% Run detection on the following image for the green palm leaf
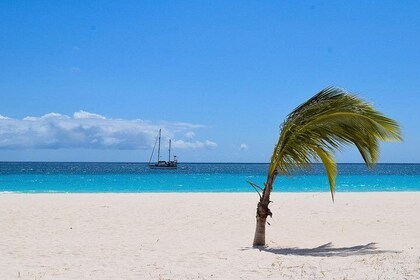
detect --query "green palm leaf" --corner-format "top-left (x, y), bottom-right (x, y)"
top-left (268, 86), bottom-right (402, 199)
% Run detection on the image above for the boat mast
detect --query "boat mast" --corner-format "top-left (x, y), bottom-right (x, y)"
top-left (157, 129), bottom-right (161, 162)
top-left (168, 139), bottom-right (171, 162)
top-left (148, 135), bottom-right (158, 165)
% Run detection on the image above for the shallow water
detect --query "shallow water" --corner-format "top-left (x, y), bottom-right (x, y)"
top-left (0, 162), bottom-right (419, 193)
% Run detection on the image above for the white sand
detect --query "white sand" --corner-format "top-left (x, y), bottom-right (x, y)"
top-left (0, 192), bottom-right (419, 279)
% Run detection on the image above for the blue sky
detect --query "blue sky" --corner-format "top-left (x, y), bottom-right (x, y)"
top-left (0, 1), bottom-right (419, 162)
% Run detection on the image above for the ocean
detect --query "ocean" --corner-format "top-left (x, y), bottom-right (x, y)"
top-left (0, 162), bottom-right (419, 193)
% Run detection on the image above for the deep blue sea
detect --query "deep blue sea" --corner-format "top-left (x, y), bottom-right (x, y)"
top-left (0, 162), bottom-right (419, 193)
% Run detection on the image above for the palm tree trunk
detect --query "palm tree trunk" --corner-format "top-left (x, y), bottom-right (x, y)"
top-left (252, 175), bottom-right (275, 247)
top-left (253, 211), bottom-right (267, 246)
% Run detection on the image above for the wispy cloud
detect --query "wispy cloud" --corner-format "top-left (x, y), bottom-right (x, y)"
top-left (74, 110), bottom-right (105, 119)
top-left (172, 139), bottom-right (217, 150)
top-left (185, 131), bottom-right (196, 139)
top-left (239, 143), bottom-right (249, 151)
top-left (0, 111), bottom-right (217, 150)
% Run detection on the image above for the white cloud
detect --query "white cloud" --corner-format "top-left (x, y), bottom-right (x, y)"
top-left (0, 111), bottom-right (217, 150)
top-left (205, 140), bottom-right (218, 150)
top-left (239, 143), bottom-right (249, 151)
top-left (172, 139), bottom-right (218, 150)
top-left (23, 113), bottom-right (72, 121)
top-left (74, 110), bottom-right (106, 119)
top-left (42, 113), bottom-right (71, 119)
top-left (185, 131), bottom-right (195, 139)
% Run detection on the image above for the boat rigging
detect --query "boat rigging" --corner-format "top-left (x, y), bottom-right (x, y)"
top-left (148, 129), bottom-right (177, 169)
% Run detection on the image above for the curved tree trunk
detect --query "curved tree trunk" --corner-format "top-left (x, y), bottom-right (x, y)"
top-left (252, 175), bottom-right (275, 247)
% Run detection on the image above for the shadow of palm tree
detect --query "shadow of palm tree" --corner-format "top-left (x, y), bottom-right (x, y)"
top-left (247, 242), bottom-right (400, 257)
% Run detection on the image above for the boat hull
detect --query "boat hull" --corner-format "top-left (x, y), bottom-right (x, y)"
top-left (148, 165), bottom-right (177, 169)
top-left (148, 161), bottom-right (178, 169)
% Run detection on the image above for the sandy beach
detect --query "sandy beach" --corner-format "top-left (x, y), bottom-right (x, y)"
top-left (1, 192), bottom-right (419, 279)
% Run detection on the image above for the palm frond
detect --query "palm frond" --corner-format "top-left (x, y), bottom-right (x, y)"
top-left (269, 86), bottom-right (402, 198)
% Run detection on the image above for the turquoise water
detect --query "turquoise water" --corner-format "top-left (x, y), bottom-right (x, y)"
top-left (0, 162), bottom-right (419, 193)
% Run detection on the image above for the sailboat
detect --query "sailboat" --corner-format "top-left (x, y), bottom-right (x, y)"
top-left (148, 129), bottom-right (178, 169)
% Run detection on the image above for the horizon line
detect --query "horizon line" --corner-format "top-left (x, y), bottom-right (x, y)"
top-left (0, 161), bottom-right (419, 164)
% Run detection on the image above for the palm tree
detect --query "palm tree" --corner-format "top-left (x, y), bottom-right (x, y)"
top-left (251, 86), bottom-right (402, 247)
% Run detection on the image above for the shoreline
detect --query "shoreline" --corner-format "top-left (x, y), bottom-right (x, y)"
top-left (2, 190), bottom-right (420, 194)
top-left (1, 192), bottom-right (419, 279)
